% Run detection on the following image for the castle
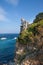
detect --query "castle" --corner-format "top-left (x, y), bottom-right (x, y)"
top-left (20, 18), bottom-right (29, 32)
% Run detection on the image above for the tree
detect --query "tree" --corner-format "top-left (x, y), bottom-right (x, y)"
top-left (33, 12), bottom-right (43, 23)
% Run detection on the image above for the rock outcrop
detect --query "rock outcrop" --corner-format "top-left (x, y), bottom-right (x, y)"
top-left (15, 13), bottom-right (43, 65)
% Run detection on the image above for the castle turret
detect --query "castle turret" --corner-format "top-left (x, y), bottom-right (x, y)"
top-left (20, 18), bottom-right (29, 32)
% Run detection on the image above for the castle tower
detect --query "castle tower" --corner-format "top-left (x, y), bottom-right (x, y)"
top-left (20, 18), bottom-right (29, 32)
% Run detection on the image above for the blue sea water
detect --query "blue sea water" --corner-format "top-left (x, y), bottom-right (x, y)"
top-left (0, 34), bottom-right (19, 63)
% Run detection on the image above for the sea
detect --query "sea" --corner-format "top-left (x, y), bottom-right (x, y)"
top-left (0, 34), bottom-right (19, 64)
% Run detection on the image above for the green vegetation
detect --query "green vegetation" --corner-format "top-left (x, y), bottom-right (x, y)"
top-left (18, 12), bottom-right (43, 45)
top-left (16, 12), bottom-right (43, 65)
top-left (33, 12), bottom-right (43, 23)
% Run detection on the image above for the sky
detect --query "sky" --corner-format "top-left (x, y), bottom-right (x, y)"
top-left (0, 0), bottom-right (43, 33)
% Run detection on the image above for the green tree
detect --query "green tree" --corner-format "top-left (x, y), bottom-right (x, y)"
top-left (33, 12), bottom-right (43, 23)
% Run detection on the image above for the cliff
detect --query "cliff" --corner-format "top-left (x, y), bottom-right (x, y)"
top-left (15, 13), bottom-right (43, 65)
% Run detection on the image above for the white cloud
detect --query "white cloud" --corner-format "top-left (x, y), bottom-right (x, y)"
top-left (5, 0), bottom-right (19, 5)
top-left (0, 7), bottom-right (7, 15)
top-left (0, 7), bottom-right (9, 22)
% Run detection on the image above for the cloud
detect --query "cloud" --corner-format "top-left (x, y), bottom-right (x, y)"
top-left (5, 0), bottom-right (20, 6)
top-left (0, 7), bottom-right (9, 22)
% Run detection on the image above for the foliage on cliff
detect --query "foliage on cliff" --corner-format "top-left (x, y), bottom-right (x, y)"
top-left (18, 13), bottom-right (43, 45)
top-left (16, 13), bottom-right (43, 65)
top-left (33, 12), bottom-right (43, 23)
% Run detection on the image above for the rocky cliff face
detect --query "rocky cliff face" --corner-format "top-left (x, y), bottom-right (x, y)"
top-left (15, 13), bottom-right (43, 65)
top-left (15, 36), bottom-right (43, 65)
